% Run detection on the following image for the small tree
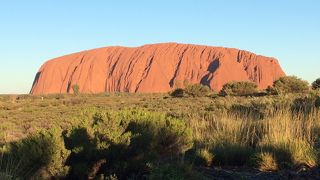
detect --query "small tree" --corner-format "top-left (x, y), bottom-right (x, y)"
top-left (170, 83), bottom-right (211, 97)
top-left (185, 84), bottom-right (211, 97)
top-left (170, 88), bottom-right (185, 98)
top-left (312, 78), bottom-right (320, 90)
top-left (72, 84), bottom-right (80, 95)
top-left (272, 76), bottom-right (309, 94)
top-left (220, 81), bottom-right (258, 96)
top-left (266, 86), bottom-right (279, 95)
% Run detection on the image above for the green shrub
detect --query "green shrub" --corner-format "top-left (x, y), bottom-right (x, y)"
top-left (64, 110), bottom-right (193, 179)
top-left (312, 78), bottom-right (320, 90)
top-left (171, 84), bottom-right (211, 97)
top-left (272, 76), bottom-right (309, 94)
top-left (220, 81), bottom-right (258, 96)
top-left (155, 119), bottom-right (193, 157)
top-left (121, 110), bottom-right (192, 177)
top-left (72, 84), bottom-right (80, 95)
top-left (9, 127), bottom-right (70, 178)
top-left (63, 127), bottom-right (96, 178)
top-left (185, 84), bottom-right (211, 97)
top-left (170, 88), bottom-right (186, 98)
top-left (266, 86), bottom-right (279, 95)
top-left (65, 113), bottom-right (132, 178)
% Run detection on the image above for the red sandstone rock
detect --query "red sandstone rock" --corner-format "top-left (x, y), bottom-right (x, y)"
top-left (30, 43), bottom-right (286, 94)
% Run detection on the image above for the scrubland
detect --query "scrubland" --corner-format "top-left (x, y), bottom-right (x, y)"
top-left (0, 89), bottom-right (320, 179)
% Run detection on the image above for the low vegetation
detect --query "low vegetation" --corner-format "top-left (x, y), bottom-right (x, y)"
top-left (272, 76), bottom-right (310, 94)
top-left (252, 152), bottom-right (278, 171)
top-left (171, 83), bottom-right (211, 97)
top-left (219, 81), bottom-right (258, 96)
top-left (1, 76), bottom-right (320, 179)
top-left (312, 78), bottom-right (320, 90)
top-left (72, 84), bottom-right (80, 95)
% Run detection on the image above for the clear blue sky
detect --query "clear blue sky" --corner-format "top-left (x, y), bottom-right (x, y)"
top-left (0, 1), bottom-right (319, 94)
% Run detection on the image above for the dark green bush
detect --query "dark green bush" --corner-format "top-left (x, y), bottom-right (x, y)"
top-left (9, 127), bottom-right (70, 179)
top-left (64, 127), bottom-right (97, 178)
top-left (170, 88), bottom-right (186, 98)
top-left (312, 78), bottom-right (320, 90)
top-left (220, 81), bottom-right (258, 96)
top-left (272, 76), bottom-right (309, 94)
top-left (64, 110), bottom-right (193, 179)
top-left (171, 84), bottom-right (211, 97)
top-left (266, 86), bottom-right (279, 95)
top-left (185, 84), bottom-right (211, 97)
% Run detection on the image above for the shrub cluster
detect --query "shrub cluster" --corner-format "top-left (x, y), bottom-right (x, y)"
top-left (219, 81), bottom-right (258, 96)
top-left (66, 110), bottom-right (193, 179)
top-left (1, 110), bottom-right (193, 179)
top-left (171, 75), bottom-right (315, 98)
top-left (171, 83), bottom-right (211, 97)
top-left (185, 84), bottom-right (211, 97)
top-left (218, 76), bottom-right (314, 97)
top-left (272, 76), bottom-right (309, 94)
top-left (170, 88), bottom-right (185, 98)
top-left (1, 127), bottom-right (70, 179)
top-left (312, 78), bottom-right (320, 90)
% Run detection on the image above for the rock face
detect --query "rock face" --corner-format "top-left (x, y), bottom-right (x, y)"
top-left (30, 43), bottom-right (285, 94)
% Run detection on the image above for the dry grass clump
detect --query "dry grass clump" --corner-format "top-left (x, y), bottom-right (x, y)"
top-left (194, 148), bottom-right (214, 167)
top-left (258, 110), bottom-right (319, 168)
top-left (252, 152), bottom-right (278, 171)
top-left (261, 140), bottom-right (317, 168)
top-left (188, 107), bottom-right (320, 170)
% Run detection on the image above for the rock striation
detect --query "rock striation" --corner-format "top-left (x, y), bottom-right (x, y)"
top-left (30, 43), bottom-right (285, 94)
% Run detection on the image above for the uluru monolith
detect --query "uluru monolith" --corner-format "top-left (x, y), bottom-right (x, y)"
top-left (30, 43), bottom-right (285, 94)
